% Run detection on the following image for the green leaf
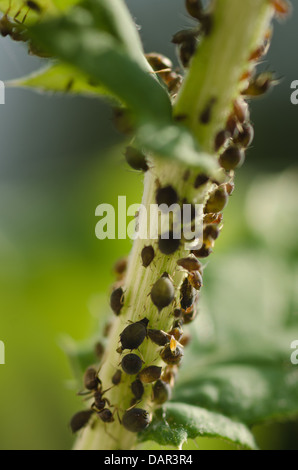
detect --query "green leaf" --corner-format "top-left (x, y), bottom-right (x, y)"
top-left (139, 403), bottom-right (258, 450)
top-left (137, 123), bottom-right (225, 176)
top-left (173, 364), bottom-right (298, 426)
top-left (7, 62), bottom-right (121, 100)
top-left (29, 5), bottom-right (172, 123)
top-left (0, 0), bottom-right (77, 25)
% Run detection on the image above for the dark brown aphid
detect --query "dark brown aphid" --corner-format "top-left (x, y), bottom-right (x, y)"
top-left (180, 277), bottom-right (195, 310)
top-left (204, 186), bottom-right (228, 214)
top-left (214, 130), bottom-right (231, 152)
top-left (94, 342), bottom-right (104, 361)
top-left (152, 379), bottom-right (172, 405)
top-left (183, 307), bottom-right (198, 324)
top-left (185, 0), bottom-right (204, 20)
top-left (122, 408), bottom-right (150, 433)
top-left (150, 276), bottom-right (175, 311)
top-left (203, 224), bottom-right (220, 244)
top-left (124, 146), bottom-right (148, 172)
top-left (145, 52), bottom-right (173, 72)
top-left (160, 343), bottom-right (184, 366)
top-left (192, 244), bottom-right (212, 258)
top-left (112, 369), bottom-right (122, 386)
top-left (158, 231), bottom-right (180, 255)
top-left (120, 318), bottom-right (149, 351)
top-left (148, 329), bottom-right (170, 347)
top-left (139, 365), bottom-right (162, 384)
top-left (156, 185), bottom-right (178, 208)
top-left (172, 30), bottom-right (198, 68)
top-left (226, 114), bottom-right (239, 138)
top-left (84, 367), bottom-right (100, 391)
top-left (188, 270), bottom-right (203, 290)
top-left (219, 146), bottom-right (245, 171)
top-left (177, 256), bottom-right (202, 273)
top-left (200, 97), bottom-right (217, 124)
top-left (113, 257), bottom-right (127, 280)
top-left (0, 13), bottom-right (13, 37)
top-left (97, 408), bottom-right (114, 423)
top-left (173, 308), bottom-right (183, 319)
top-left (180, 333), bottom-right (192, 347)
top-left (110, 287), bottom-right (124, 316)
top-left (194, 173), bottom-right (209, 189)
top-left (162, 365), bottom-right (178, 386)
top-left (131, 379), bottom-right (145, 400)
top-left (141, 245), bottom-right (155, 268)
top-left (121, 354), bottom-right (143, 375)
top-left (70, 409), bottom-right (94, 433)
top-left (26, 1), bottom-right (42, 13)
top-left (242, 72), bottom-right (276, 97)
top-left (234, 122), bottom-right (254, 148)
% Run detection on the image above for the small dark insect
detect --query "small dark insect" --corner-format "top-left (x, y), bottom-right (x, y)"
top-left (84, 367), bottom-right (100, 391)
top-left (97, 408), bottom-right (114, 423)
top-left (141, 245), bottom-right (155, 268)
top-left (145, 52), bottom-right (173, 72)
top-left (114, 257), bottom-right (127, 279)
top-left (194, 173), bottom-right (209, 189)
top-left (121, 353), bottom-right (143, 375)
top-left (162, 365), bottom-right (177, 386)
top-left (124, 146), bottom-right (148, 172)
top-left (214, 129), bottom-right (231, 152)
top-left (122, 408), bottom-right (150, 433)
top-left (150, 277), bottom-right (175, 311)
top-left (204, 186), bottom-right (229, 213)
top-left (120, 317), bottom-right (149, 351)
top-left (160, 344), bottom-right (184, 366)
top-left (148, 329), bottom-right (170, 347)
top-left (168, 326), bottom-right (183, 341)
top-left (192, 244), bottom-right (212, 258)
top-left (180, 277), bottom-right (195, 310)
top-left (234, 122), bottom-right (254, 148)
top-left (0, 13), bottom-right (13, 37)
top-left (94, 342), bottom-right (104, 361)
top-left (131, 379), bottom-right (145, 400)
top-left (242, 72), bottom-right (276, 98)
top-left (226, 114), bottom-right (239, 138)
top-left (110, 287), bottom-right (124, 316)
top-left (185, 0), bottom-right (204, 20)
top-left (112, 369), bottom-right (122, 386)
top-left (225, 181), bottom-right (235, 196)
top-left (204, 212), bottom-right (223, 225)
top-left (70, 409), bottom-right (94, 433)
top-left (233, 98), bottom-right (249, 123)
top-left (180, 333), bottom-right (192, 347)
top-left (199, 97), bottom-right (217, 124)
top-left (172, 30), bottom-right (198, 68)
top-left (139, 365), bottom-right (162, 384)
top-left (203, 224), bottom-right (220, 244)
top-left (93, 389), bottom-right (111, 411)
top-left (219, 146), bottom-right (245, 171)
top-left (152, 380), bottom-right (172, 405)
top-left (183, 307), bottom-right (198, 324)
top-left (173, 308), bottom-right (183, 319)
top-left (158, 231), bottom-right (181, 255)
top-left (156, 185), bottom-right (178, 208)
top-left (188, 270), bottom-right (203, 290)
top-left (177, 256), bottom-right (202, 273)
top-left (26, 0), bottom-right (42, 13)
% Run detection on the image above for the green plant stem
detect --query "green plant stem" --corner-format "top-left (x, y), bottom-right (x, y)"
top-left (74, 0), bottom-right (275, 451)
top-left (174, 0), bottom-right (275, 152)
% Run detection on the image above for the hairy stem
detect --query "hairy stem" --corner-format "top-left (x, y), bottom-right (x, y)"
top-left (74, 0), bottom-right (275, 451)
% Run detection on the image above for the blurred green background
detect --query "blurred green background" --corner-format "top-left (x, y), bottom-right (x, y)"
top-left (0, 0), bottom-right (297, 450)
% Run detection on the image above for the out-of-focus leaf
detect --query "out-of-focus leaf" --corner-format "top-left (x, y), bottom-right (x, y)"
top-left (29, 12), bottom-right (172, 123)
top-left (7, 63), bottom-right (121, 100)
top-left (139, 403), bottom-right (258, 450)
top-left (173, 364), bottom-right (298, 426)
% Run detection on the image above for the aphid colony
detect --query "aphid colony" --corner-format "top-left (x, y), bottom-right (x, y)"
top-left (69, 0), bottom-right (292, 440)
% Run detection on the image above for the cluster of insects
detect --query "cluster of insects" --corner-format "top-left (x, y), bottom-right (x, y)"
top-left (69, 0), bottom-right (292, 441)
